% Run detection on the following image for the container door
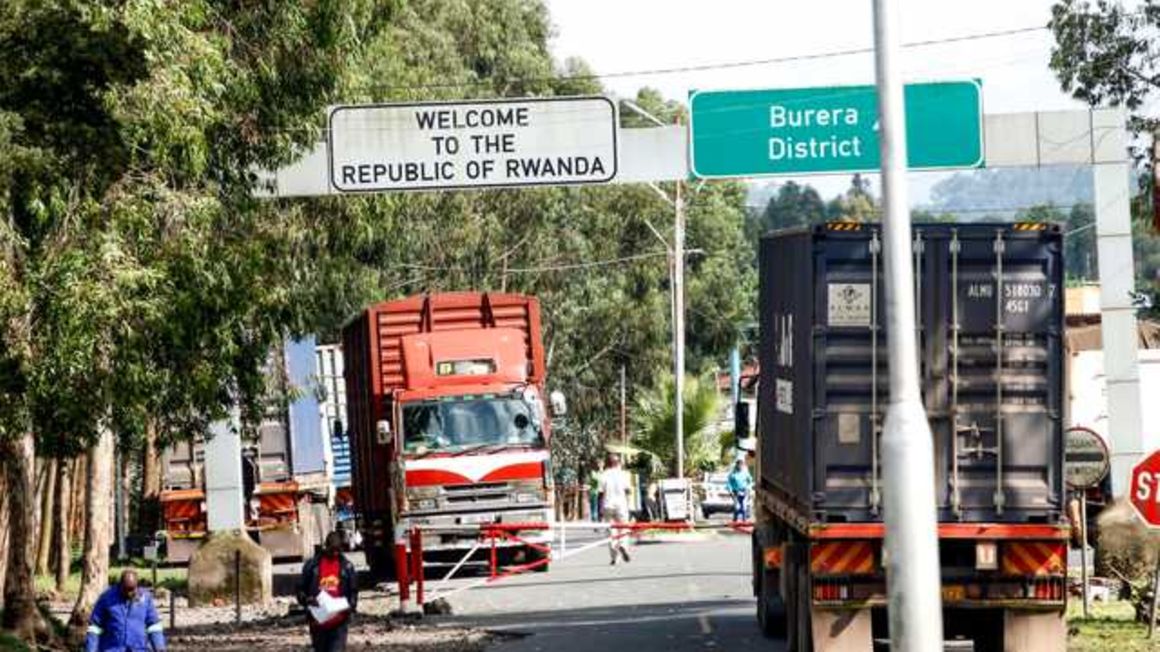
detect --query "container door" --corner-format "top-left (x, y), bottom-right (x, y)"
top-left (936, 226), bottom-right (1063, 521)
top-left (813, 228), bottom-right (890, 522)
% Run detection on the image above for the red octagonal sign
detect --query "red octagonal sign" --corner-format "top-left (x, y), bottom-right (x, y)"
top-left (1130, 450), bottom-right (1160, 528)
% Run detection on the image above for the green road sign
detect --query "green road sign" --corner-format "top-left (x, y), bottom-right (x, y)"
top-left (689, 81), bottom-right (983, 178)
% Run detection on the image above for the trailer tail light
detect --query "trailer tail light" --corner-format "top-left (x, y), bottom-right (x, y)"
top-left (975, 541), bottom-right (998, 570)
top-left (1026, 577), bottom-right (1065, 601)
top-left (813, 580), bottom-right (850, 601)
top-left (1001, 541), bottom-right (1065, 576)
top-left (810, 541), bottom-right (875, 575)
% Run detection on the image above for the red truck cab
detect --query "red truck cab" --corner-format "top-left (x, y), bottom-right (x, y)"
top-left (343, 293), bottom-right (559, 579)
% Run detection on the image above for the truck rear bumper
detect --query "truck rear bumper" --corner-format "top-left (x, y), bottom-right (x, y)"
top-left (760, 522), bottom-right (1068, 611)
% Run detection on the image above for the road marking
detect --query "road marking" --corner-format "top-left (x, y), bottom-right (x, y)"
top-left (698, 613), bottom-right (713, 635)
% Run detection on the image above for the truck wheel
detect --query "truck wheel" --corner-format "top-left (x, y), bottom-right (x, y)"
top-left (757, 567), bottom-right (787, 638)
top-left (784, 543), bottom-right (812, 652)
top-left (367, 548), bottom-right (397, 583)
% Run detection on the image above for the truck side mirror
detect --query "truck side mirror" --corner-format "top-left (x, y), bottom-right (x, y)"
top-left (375, 419), bottom-right (392, 445)
top-left (549, 390), bottom-right (568, 417)
top-left (734, 401), bottom-right (750, 439)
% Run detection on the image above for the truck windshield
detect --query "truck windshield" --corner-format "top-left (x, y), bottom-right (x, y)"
top-left (402, 396), bottom-right (543, 454)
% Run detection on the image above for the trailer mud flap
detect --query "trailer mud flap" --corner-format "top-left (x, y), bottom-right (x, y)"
top-left (810, 608), bottom-right (872, 652)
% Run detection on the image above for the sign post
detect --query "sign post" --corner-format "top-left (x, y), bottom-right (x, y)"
top-left (1066, 426), bottom-right (1110, 618)
top-left (328, 97), bottom-right (618, 192)
top-left (688, 81), bottom-right (982, 178)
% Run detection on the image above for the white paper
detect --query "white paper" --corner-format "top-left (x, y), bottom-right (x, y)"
top-left (309, 591), bottom-right (350, 623)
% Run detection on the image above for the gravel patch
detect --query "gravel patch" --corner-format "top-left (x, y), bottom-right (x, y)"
top-left (166, 614), bottom-right (498, 651)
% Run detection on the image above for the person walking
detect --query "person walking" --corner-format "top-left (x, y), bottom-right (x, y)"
top-left (599, 453), bottom-right (633, 565)
top-left (84, 570), bottom-right (166, 652)
top-left (297, 532), bottom-right (359, 652)
top-left (727, 458), bottom-right (753, 522)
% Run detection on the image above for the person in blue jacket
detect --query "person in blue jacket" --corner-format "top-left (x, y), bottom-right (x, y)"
top-left (726, 458), bottom-right (754, 522)
top-left (85, 570), bottom-right (166, 652)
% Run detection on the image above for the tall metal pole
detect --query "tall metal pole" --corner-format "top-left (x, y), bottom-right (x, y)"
top-left (674, 180), bottom-right (686, 480)
top-left (1080, 492), bottom-right (1090, 618)
top-left (871, 2), bottom-right (944, 650)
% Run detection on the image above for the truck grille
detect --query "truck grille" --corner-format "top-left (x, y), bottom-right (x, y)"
top-left (442, 482), bottom-right (513, 505)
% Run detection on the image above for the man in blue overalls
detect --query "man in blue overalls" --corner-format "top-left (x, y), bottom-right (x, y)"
top-left (85, 570), bottom-right (166, 652)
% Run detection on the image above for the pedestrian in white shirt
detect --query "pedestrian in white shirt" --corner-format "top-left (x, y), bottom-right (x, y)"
top-left (599, 454), bottom-right (632, 565)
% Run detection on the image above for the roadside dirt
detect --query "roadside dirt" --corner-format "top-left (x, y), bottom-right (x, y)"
top-left (166, 613), bottom-right (499, 651)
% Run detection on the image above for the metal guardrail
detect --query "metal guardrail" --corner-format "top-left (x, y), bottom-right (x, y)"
top-left (393, 520), bottom-right (754, 611)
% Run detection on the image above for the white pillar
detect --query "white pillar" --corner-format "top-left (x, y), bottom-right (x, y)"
top-left (204, 410), bottom-right (245, 531)
top-left (1094, 152), bottom-right (1149, 492)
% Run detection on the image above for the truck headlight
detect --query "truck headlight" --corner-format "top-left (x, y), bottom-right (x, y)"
top-left (406, 486), bottom-right (439, 501)
top-left (417, 499), bottom-right (437, 511)
top-left (516, 493), bottom-right (538, 504)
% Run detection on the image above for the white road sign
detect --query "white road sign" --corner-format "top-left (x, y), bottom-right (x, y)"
top-left (328, 97), bottom-right (618, 192)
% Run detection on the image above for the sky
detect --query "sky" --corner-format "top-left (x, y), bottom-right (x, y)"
top-left (543, 0), bottom-right (1092, 205)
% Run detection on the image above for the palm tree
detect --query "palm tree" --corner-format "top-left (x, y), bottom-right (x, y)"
top-left (632, 374), bottom-right (723, 478)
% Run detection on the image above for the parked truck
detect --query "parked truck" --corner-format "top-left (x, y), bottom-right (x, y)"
top-left (751, 223), bottom-right (1068, 651)
top-left (316, 344), bottom-right (356, 526)
top-left (160, 338), bottom-right (334, 562)
top-left (342, 292), bottom-right (561, 579)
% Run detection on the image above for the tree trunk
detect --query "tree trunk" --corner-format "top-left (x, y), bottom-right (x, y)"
top-left (2, 432), bottom-right (49, 642)
top-left (54, 459), bottom-right (72, 593)
top-left (69, 456), bottom-right (86, 549)
top-left (69, 428), bottom-right (113, 636)
top-left (139, 420), bottom-right (162, 535)
top-left (0, 461), bottom-right (8, 612)
top-left (36, 458), bottom-right (57, 576)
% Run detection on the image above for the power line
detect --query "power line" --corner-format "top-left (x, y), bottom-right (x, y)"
top-left (351, 25), bottom-right (1048, 94)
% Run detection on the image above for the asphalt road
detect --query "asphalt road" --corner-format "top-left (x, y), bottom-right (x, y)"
top-left (431, 530), bottom-right (785, 652)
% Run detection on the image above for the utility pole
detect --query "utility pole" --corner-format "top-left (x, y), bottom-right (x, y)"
top-left (621, 99), bottom-right (688, 480)
top-left (871, 1), bottom-right (944, 650)
top-left (674, 178), bottom-right (686, 480)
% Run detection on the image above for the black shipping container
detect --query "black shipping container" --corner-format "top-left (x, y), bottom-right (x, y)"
top-left (758, 223), bottom-right (1064, 525)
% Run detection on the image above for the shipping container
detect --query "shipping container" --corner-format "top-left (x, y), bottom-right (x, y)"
top-left (751, 222), bottom-right (1068, 651)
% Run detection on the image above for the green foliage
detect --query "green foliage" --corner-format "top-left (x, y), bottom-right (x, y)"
top-left (1050, 0), bottom-right (1160, 136)
top-left (632, 374), bottom-right (723, 477)
top-left (0, 0), bottom-right (757, 512)
top-left (0, 0), bottom-right (392, 452)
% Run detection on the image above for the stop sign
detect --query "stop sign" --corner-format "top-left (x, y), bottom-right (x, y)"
top-left (1130, 450), bottom-right (1160, 528)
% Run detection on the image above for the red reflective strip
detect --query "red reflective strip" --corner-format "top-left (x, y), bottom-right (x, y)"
top-left (810, 542), bottom-right (875, 575)
top-left (764, 547), bottom-right (783, 569)
top-left (1002, 542), bottom-right (1065, 576)
top-left (809, 523), bottom-right (1069, 540)
top-left (406, 469), bottom-right (473, 486)
top-left (482, 462), bottom-right (543, 482)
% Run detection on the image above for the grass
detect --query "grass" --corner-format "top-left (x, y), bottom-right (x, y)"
top-left (0, 630), bottom-right (32, 652)
top-left (1067, 600), bottom-right (1158, 651)
top-left (34, 563), bottom-right (188, 601)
